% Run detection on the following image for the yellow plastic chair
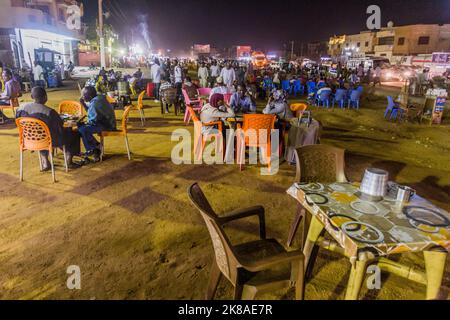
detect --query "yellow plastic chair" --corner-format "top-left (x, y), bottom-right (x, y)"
top-left (136, 90), bottom-right (146, 126)
top-left (58, 101), bottom-right (84, 117)
top-left (99, 105), bottom-right (132, 161)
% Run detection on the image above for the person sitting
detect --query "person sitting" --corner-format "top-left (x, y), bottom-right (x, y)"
top-left (182, 76), bottom-right (199, 100)
top-left (0, 68), bottom-right (22, 123)
top-left (263, 89), bottom-right (293, 120)
top-left (229, 84), bottom-right (256, 113)
top-left (209, 77), bottom-right (228, 98)
top-left (16, 87), bottom-right (81, 169)
top-left (78, 86), bottom-right (116, 162)
top-left (200, 93), bottom-right (234, 136)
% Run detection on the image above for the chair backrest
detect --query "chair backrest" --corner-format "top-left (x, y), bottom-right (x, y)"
top-left (197, 87), bottom-right (212, 97)
top-left (293, 80), bottom-right (301, 90)
top-left (16, 117), bottom-right (52, 152)
top-left (290, 103), bottom-right (307, 117)
top-left (121, 105), bottom-right (133, 134)
top-left (223, 93), bottom-right (232, 104)
top-left (334, 89), bottom-right (347, 100)
top-left (349, 90), bottom-right (361, 101)
top-left (10, 97), bottom-right (19, 109)
top-left (187, 183), bottom-right (238, 283)
top-left (357, 86), bottom-right (364, 93)
top-left (58, 101), bottom-right (83, 117)
top-left (294, 144), bottom-right (347, 183)
top-left (242, 114), bottom-right (276, 146)
top-left (137, 90), bottom-right (146, 109)
top-left (182, 89), bottom-right (195, 105)
top-left (318, 89), bottom-right (332, 100)
top-left (387, 96), bottom-right (396, 108)
top-left (281, 80), bottom-right (290, 90)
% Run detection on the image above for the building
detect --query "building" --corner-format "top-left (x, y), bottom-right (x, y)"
top-left (374, 23), bottom-right (450, 60)
top-left (0, 0), bottom-right (85, 68)
top-left (328, 32), bottom-right (376, 58)
top-left (306, 41), bottom-right (329, 60)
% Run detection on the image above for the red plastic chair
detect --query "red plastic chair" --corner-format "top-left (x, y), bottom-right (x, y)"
top-left (197, 88), bottom-right (212, 97)
top-left (182, 89), bottom-right (203, 125)
top-left (223, 93), bottom-right (232, 105)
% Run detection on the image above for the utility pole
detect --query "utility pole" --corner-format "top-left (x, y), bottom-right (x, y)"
top-left (290, 41), bottom-right (294, 61)
top-left (98, 0), bottom-right (106, 68)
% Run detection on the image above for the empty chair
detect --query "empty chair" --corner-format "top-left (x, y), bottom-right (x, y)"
top-left (58, 101), bottom-right (84, 117)
top-left (281, 80), bottom-right (291, 93)
top-left (197, 87), bottom-right (212, 97)
top-left (385, 96), bottom-right (402, 120)
top-left (332, 89), bottom-right (347, 108)
top-left (188, 183), bottom-right (304, 300)
top-left (315, 89), bottom-right (332, 108)
top-left (16, 117), bottom-right (69, 182)
top-left (182, 89), bottom-right (203, 125)
top-left (348, 90), bottom-right (362, 109)
top-left (290, 103), bottom-right (308, 118)
top-left (287, 145), bottom-right (347, 257)
top-left (99, 105), bottom-right (133, 161)
top-left (292, 80), bottom-right (304, 96)
top-left (135, 90), bottom-right (146, 126)
top-left (306, 81), bottom-right (316, 94)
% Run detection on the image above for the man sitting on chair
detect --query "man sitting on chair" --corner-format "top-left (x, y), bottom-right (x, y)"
top-left (0, 68), bottom-right (21, 123)
top-left (229, 84), bottom-right (256, 113)
top-left (16, 87), bottom-right (81, 170)
top-left (79, 86), bottom-right (116, 162)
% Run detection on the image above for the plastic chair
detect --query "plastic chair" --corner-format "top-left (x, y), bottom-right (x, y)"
top-left (182, 89), bottom-right (203, 125)
top-left (332, 89), bottom-right (347, 108)
top-left (197, 87), bottom-right (212, 97)
top-left (223, 93), bottom-right (233, 105)
top-left (187, 183), bottom-right (304, 300)
top-left (135, 90), bottom-right (146, 126)
top-left (16, 117), bottom-right (69, 182)
top-left (290, 103), bottom-right (308, 118)
top-left (58, 101), bottom-right (84, 117)
top-left (385, 96), bottom-right (402, 120)
top-left (348, 90), bottom-right (361, 109)
top-left (292, 80), bottom-right (304, 96)
top-left (189, 106), bottom-right (223, 161)
top-left (99, 105), bottom-right (132, 161)
top-left (306, 81), bottom-right (316, 94)
top-left (315, 89), bottom-right (332, 108)
top-left (236, 114), bottom-right (276, 171)
top-left (160, 87), bottom-right (179, 115)
top-left (281, 80), bottom-right (291, 93)
top-left (356, 85), bottom-right (364, 94)
top-left (287, 145), bottom-right (348, 252)
top-left (0, 97), bottom-right (19, 123)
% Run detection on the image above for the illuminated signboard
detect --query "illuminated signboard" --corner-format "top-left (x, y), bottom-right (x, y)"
top-left (194, 44), bottom-right (211, 54)
top-left (432, 52), bottom-right (450, 64)
top-left (236, 46), bottom-right (251, 58)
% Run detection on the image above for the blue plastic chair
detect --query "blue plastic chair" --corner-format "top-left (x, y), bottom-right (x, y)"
top-left (262, 78), bottom-right (274, 92)
top-left (348, 90), bottom-right (361, 109)
top-left (385, 96), bottom-right (402, 120)
top-left (332, 89), bottom-right (347, 108)
top-left (356, 86), bottom-right (364, 94)
top-left (281, 80), bottom-right (291, 93)
top-left (316, 89), bottom-right (332, 108)
top-left (306, 81), bottom-right (316, 94)
top-left (292, 80), bottom-right (304, 96)
top-left (317, 81), bottom-right (326, 89)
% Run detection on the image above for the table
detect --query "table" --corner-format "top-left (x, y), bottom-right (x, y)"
top-left (287, 182), bottom-right (449, 300)
top-left (284, 119), bottom-right (321, 163)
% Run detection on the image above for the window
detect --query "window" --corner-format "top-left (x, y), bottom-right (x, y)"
top-left (357, 42), bottom-right (361, 47)
top-left (380, 54), bottom-right (387, 57)
top-left (397, 37), bottom-right (405, 45)
top-left (378, 36), bottom-right (395, 46)
top-left (365, 41), bottom-right (369, 47)
top-left (418, 36), bottom-right (430, 45)
top-left (337, 44), bottom-right (341, 49)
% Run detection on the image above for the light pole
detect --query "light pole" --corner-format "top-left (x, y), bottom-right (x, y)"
top-left (98, 0), bottom-right (106, 68)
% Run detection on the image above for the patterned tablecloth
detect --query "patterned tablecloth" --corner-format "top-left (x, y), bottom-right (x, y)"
top-left (287, 182), bottom-right (450, 258)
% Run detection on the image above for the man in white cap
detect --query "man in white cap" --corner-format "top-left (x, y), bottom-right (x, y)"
top-left (209, 76), bottom-right (228, 98)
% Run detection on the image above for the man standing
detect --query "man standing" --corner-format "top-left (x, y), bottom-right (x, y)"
top-left (16, 87), bottom-right (81, 169)
top-left (33, 60), bottom-right (45, 88)
top-left (373, 66), bottom-right (382, 86)
top-left (151, 59), bottom-right (162, 102)
top-left (173, 60), bottom-right (183, 99)
top-left (220, 62), bottom-right (236, 90)
top-left (209, 60), bottom-right (220, 87)
top-left (0, 68), bottom-right (21, 123)
top-left (197, 62), bottom-right (209, 88)
top-left (78, 87), bottom-right (116, 162)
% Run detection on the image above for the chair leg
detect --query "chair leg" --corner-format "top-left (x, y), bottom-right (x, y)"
top-left (124, 135), bottom-right (131, 160)
top-left (19, 150), bottom-right (24, 181)
top-left (38, 151), bottom-right (43, 172)
top-left (63, 146), bottom-right (68, 173)
top-left (206, 261), bottom-right (222, 300)
top-left (49, 151), bottom-right (56, 183)
top-left (241, 286), bottom-right (258, 300)
top-left (100, 136), bottom-right (104, 162)
top-left (140, 109), bottom-right (145, 126)
top-left (233, 270), bottom-right (244, 300)
top-left (293, 258), bottom-right (305, 300)
top-left (287, 206), bottom-right (305, 247)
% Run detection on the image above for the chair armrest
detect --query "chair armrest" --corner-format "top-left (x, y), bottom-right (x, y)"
top-left (241, 249), bottom-right (304, 272)
top-left (203, 121), bottom-right (222, 128)
top-left (219, 206), bottom-right (266, 239)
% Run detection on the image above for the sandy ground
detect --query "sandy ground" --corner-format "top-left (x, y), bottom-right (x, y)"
top-left (0, 80), bottom-right (449, 300)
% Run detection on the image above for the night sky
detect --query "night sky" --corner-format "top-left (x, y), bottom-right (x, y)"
top-left (80, 0), bottom-right (450, 53)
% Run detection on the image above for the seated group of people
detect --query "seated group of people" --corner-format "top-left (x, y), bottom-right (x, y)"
top-left (15, 86), bottom-right (116, 170)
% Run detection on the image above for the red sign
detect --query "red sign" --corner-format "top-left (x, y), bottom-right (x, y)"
top-left (236, 46), bottom-right (251, 58)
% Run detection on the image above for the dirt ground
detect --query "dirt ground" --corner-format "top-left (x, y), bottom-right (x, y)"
top-left (0, 80), bottom-right (449, 300)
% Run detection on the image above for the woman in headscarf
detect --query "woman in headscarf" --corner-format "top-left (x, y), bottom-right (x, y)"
top-left (200, 93), bottom-right (235, 135)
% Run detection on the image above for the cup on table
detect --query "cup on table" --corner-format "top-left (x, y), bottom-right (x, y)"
top-left (396, 185), bottom-right (416, 204)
